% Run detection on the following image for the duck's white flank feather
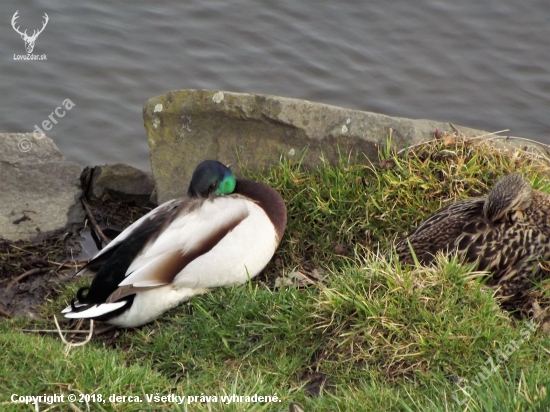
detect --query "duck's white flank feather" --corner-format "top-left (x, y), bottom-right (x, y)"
top-left (108, 286), bottom-right (209, 327)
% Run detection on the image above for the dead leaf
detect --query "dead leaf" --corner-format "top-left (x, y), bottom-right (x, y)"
top-left (441, 134), bottom-right (456, 147)
top-left (333, 244), bottom-right (347, 254)
top-left (275, 271), bottom-right (311, 288)
top-left (310, 267), bottom-right (328, 281)
top-left (377, 159), bottom-right (396, 169)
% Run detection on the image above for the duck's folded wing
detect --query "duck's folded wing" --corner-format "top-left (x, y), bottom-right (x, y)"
top-left (76, 199), bottom-right (184, 277)
top-left (106, 196), bottom-right (250, 303)
top-left (397, 197), bottom-right (486, 263)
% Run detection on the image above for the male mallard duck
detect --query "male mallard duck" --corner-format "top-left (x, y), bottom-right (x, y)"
top-left (396, 173), bottom-right (550, 299)
top-left (62, 160), bottom-right (287, 327)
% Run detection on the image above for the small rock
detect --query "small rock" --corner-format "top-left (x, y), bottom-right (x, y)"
top-left (0, 133), bottom-right (83, 241)
top-left (88, 163), bottom-right (155, 204)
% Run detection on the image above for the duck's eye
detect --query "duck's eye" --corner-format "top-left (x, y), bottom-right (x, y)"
top-left (209, 182), bottom-right (218, 192)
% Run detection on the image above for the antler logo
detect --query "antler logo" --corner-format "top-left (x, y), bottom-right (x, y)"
top-left (11, 11), bottom-right (49, 54)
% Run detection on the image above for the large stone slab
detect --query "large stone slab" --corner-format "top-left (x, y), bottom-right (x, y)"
top-left (0, 133), bottom-right (83, 241)
top-left (143, 90), bottom-right (491, 203)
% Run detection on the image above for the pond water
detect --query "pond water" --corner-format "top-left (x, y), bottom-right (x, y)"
top-left (1, 0), bottom-right (548, 171)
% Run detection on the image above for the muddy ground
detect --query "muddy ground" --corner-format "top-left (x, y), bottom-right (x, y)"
top-left (0, 197), bottom-right (153, 320)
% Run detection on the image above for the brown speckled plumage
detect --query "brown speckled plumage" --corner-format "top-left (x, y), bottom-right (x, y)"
top-left (396, 173), bottom-right (550, 299)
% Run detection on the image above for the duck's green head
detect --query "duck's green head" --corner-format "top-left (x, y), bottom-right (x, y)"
top-left (187, 160), bottom-right (237, 198)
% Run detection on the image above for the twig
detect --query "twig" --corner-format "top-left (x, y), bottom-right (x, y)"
top-left (0, 308), bottom-right (12, 318)
top-left (20, 325), bottom-right (115, 335)
top-left (50, 258), bottom-right (91, 274)
top-left (69, 387), bottom-right (90, 412)
top-left (480, 139), bottom-right (550, 165)
top-left (396, 124), bottom-right (550, 167)
top-left (6, 267), bottom-right (50, 291)
top-left (532, 300), bottom-right (543, 320)
top-left (21, 328), bottom-right (94, 334)
top-left (479, 134), bottom-right (550, 150)
top-left (69, 403), bottom-right (84, 412)
top-left (81, 197), bottom-right (111, 245)
top-left (396, 128), bottom-right (511, 155)
top-left (54, 315), bottom-right (94, 354)
top-left (449, 123), bottom-right (460, 134)
top-left (463, 130), bottom-right (512, 141)
top-left (6, 244), bottom-right (31, 254)
top-left (47, 259), bottom-right (91, 266)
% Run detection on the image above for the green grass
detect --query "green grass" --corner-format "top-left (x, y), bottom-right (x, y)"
top-left (2, 139), bottom-right (550, 411)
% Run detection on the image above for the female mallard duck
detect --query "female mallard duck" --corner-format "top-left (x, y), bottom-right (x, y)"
top-left (62, 160), bottom-right (287, 327)
top-left (396, 173), bottom-right (550, 300)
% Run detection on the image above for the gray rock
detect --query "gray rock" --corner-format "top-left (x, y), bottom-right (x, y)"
top-left (0, 133), bottom-right (83, 241)
top-left (143, 90), bottom-right (492, 203)
top-left (88, 163), bottom-right (155, 203)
